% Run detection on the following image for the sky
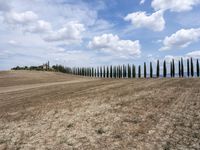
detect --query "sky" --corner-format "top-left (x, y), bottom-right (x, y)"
top-left (1, 0), bottom-right (200, 70)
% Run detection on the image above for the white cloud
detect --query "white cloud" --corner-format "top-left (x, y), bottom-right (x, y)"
top-left (152, 0), bottom-right (200, 12)
top-left (140, 0), bottom-right (145, 5)
top-left (186, 50), bottom-right (200, 58)
top-left (25, 20), bottom-right (52, 33)
top-left (4, 11), bottom-right (38, 25)
top-left (88, 34), bottom-right (141, 58)
top-left (160, 28), bottom-right (200, 51)
top-left (44, 21), bottom-right (85, 43)
top-left (124, 10), bottom-right (165, 32)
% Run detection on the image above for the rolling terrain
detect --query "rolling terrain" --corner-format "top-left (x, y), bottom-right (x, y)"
top-left (0, 71), bottom-right (200, 150)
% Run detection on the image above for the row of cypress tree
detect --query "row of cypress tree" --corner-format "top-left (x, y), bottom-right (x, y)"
top-left (71, 58), bottom-right (200, 78)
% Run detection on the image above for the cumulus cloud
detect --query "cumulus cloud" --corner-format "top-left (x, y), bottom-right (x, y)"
top-left (124, 10), bottom-right (165, 31)
top-left (140, 0), bottom-right (145, 5)
top-left (88, 34), bottom-right (141, 58)
top-left (160, 28), bottom-right (200, 51)
top-left (44, 21), bottom-right (85, 43)
top-left (152, 0), bottom-right (200, 12)
top-left (25, 20), bottom-right (52, 33)
top-left (186, 50), bottom-right (200, 58)
top-left (4, 11), bottom-right (38, 25)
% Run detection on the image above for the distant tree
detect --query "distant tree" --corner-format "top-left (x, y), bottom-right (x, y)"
top-left (132, 64), bottom-right (136, 78)
top-left (178, 60), bottom-right (181, 77)
top-left (144, 62), bottom-right (147, 78)
top-left (163, 60), bottom-right (167, 78)
top-left (100, 66), bottom-right (103, 78)
top-left (172, 59), bottom-right (175, 77)
top-left (191, 58), bottom-right (194, 77)
top-left (127, 64), bottom-right (131, 78)
top-left (103, 66), bottom-right (106, 78)
top-left (117, 66), bottom-right (119, 78)
top-left (187, 59), bottom-right (190, 77)
top-left (181, 58), bottom-right (184, 77)
top-left (94, 68), bottom-right (96, 77)
top-left (170, 62), bottom-right (173, 78)
top-left (150, 62), bottom-right (153, 78)
top-left (197, 59), bottom-right (200, 77)
top-left (114, 66), bottom-right (117, 78)
top-left (156, 60), bottom-right (160, 78)
top-left (107, 66), bottom-right (109, 78)
top-left (138, 65), bottom-right (141, 78)
top-left (120, 66), bottom-right (123, 78)
top-left (97, 67), bottom-right (99, 77)
top-left (110, 65), bottom-right (113, 78)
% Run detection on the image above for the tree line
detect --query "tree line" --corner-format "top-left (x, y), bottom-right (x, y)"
top-left (12, 58), bottom-right (200, 78)
top-left (71, 58), bottom-right (200, 78)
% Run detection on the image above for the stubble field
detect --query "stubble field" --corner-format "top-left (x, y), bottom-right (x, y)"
top-left (0, 70), bottom-right (200, 150)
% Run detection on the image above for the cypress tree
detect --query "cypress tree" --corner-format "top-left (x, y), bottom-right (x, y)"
top-left (138, 65), bottom-right (141, 78)
top-left (132, 64), bottom-right (136, 78)
top-left (100, 66), bottom-right (103, 78)
top-left (178, 60), bottom-right (181, 77)
top-left (95, 68), bottom-right (97, 77)
top-left (114, 66), bottom-right (117, 78)
top-left (110, 65), bottom-right (113, 78)
top-left (191, 58), bottom-right (194, 77)
top-left (172, 59), bottom-right (175, 77)
top-left (150, 62), bottom-right (153, 78)
top-left (163, 60), bottom-right (167, 78)
top-left (127, 64), bottom-right (130, 78)
top-left (156, 60), bottom-right (160, 78)
top-left (187, 59), bottom-right (190, 77)
top-left (107, 66), bottom-right (109, 78)
top-left (120, 66), bottom-right (122, 78)
top-left (92, 68), bottom-right (94, 77)
top-left (119, 65), bottom-right (122, 78)
top-left (103, 66), bottom-right (106, 78)
top-left (170, 62), bottom-right (173, 78)
top-left (181, 58), bottom-right (184, 77)
top-left (144, 62), bottom-right (147, 78)
top-left (124, 65), bottom-right (127, 78)
top-left (97, 67), bottom-right (99, 77)
top-left (197, 59), bottom-right (200, 77)
top-left (117, 66), bottom-right (119, 78)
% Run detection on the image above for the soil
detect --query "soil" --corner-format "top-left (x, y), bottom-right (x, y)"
top-left (0, 71), bottom-right (200, 150)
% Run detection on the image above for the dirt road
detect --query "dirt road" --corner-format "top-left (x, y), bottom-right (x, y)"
top-left (0, 71), bottom-right (200, 150)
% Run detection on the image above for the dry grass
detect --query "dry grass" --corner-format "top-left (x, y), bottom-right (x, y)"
top-left (0, 71), bottom-right (200, 150)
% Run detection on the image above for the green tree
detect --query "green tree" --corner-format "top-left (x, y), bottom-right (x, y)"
top-left (156, 60), bottom-right (160, 78)
top-left (191, 58), bottom-right (194, 77)
top-left (172, 59), bottom-right (175, 77)
top-left (110, 65), bottom-right (113, 78)
top-left (187, 59), bottom-right (190, 77)
top-left (138, 65), bottom-right (141, 78)
top-left (103, 66), bottom-right (106, 78)
top-left (178, 60), bottom-right (181, 77)
top-left (107, 66), bottom-right (109, 78)
top-left (170, 62), bottom-right (173, 78)
top-left (144, 62), bottom-right (147, 78)
top-left (181, 58), bottom-right (184, 77)
top-left (132, 64), bottom-right (136, 78)
top-left (163, 60), bottom-right (167, 78)
top-left (197, 59), bottom-right (200, 77)
top-left (150, 62), bottom-right (153, 78)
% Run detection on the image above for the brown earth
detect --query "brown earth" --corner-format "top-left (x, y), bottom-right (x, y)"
top-left (0, 70), bottom-right (200, 150)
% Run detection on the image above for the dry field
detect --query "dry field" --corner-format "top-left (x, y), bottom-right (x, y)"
top-left (0, 70), bottom-right (200, 150)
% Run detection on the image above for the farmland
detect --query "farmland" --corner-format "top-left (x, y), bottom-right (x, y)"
top-left (0, 70), bottom-right (200, 149)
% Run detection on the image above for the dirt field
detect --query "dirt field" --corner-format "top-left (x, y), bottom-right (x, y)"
top-left (0, 71), bottom-right (200, 150)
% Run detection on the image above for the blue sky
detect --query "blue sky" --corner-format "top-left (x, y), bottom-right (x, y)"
top-left (1, 0), bottom-right (200, 70)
